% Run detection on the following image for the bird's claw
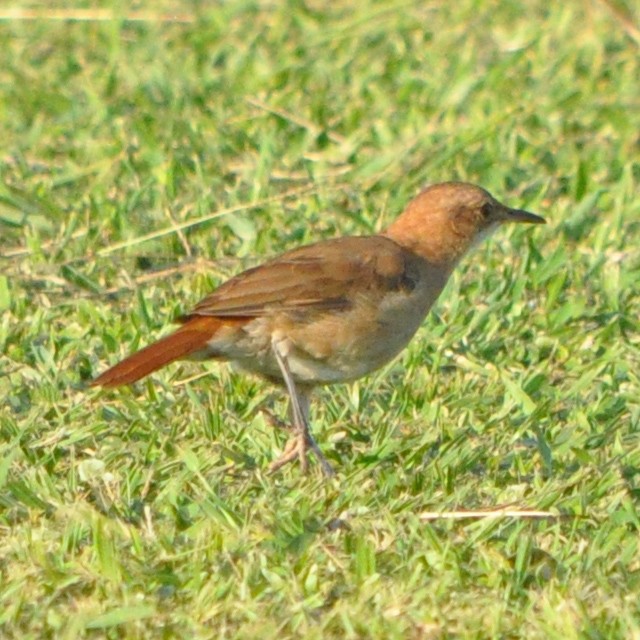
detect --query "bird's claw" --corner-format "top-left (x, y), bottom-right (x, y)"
top-left (268, 433), bottom-right (335, 477)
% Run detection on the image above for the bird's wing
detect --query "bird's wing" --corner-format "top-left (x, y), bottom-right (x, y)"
top-left (183, 236), bottom-right (417, 319)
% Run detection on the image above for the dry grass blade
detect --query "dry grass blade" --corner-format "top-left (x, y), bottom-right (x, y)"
top-left (95, 184), bottom-right (332, 258)
top-left (419, 507), bottom-right (566, 521)
top-left (0, 8), bottom-right (195, 23)
top-left (247, 98), bottom-right (348, 146)
top-left (593, 0), bottom-right (640, 46)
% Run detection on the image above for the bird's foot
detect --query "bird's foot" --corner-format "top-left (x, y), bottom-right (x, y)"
top-left (268, 436), bottom-right (304, 474)
top-left (269, 433), bottom-right (335, 477)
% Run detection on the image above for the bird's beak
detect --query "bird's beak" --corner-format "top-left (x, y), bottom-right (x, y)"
top-left (504, 207), bottom-right (546, 225)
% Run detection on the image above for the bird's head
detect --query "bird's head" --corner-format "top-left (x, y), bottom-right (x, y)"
top-left (384, 182), bottom-right (546, 265)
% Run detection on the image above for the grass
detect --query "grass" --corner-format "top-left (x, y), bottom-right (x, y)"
top-left (1, 0), bottom-right (639, 637)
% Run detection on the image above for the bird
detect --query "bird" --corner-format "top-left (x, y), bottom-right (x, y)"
top-left (91, 182), bottom-right (545, 476)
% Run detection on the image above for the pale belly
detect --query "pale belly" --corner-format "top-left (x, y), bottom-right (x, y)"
top-left (198, 281), bottom-right (441, 386)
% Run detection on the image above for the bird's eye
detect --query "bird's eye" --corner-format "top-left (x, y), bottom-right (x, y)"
top-left (481, 202), bottom-right (493, 218)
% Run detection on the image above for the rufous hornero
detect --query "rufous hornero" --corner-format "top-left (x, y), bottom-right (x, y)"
top-left (92, 182), bottom-right (546, 476)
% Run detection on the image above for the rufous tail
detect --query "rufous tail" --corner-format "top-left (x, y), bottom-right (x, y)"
top-left (91, 316), bottom-right (222, 388)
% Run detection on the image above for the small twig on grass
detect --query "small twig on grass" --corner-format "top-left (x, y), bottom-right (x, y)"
top-left (4, 258), bottom-right (226, 300)
top-left (0, 8), bottom-right (195, 23)
top-left (94, 183), bottom-right (334, 258)
top-left (246, 98), bottom-right (347, 146)
top-left (173, 371), bottom-right (214, 386)
top-left (163, 205), bottom-right (194, 258)
top-left (419, 507), bottom-right (568, 521)
top-left (2, 229), bottom-right (88, 259)
top-left (593, 0), bottom-right (640, 47)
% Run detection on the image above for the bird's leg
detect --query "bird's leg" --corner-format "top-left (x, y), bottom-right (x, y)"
top-left (269, 340), bottom-right (335, 477)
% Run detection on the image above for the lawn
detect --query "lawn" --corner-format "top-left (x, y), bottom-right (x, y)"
top-left (1, 1), bottom-right (639, 637)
